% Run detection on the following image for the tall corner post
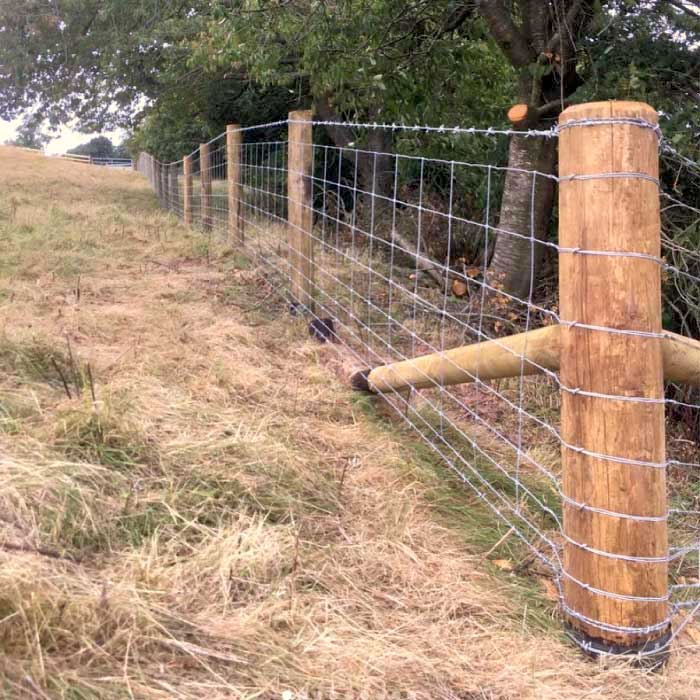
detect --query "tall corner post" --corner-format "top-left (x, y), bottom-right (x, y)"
top-left (287, 109), bottom-right (315, 312)
top-left (183, 154), bottom-right (193, 227)
top-left (200, 142), bottom-right (212, 232)
top-left (226, 124), bottom-right (243, 242)
top-left (559, 101), bottom-right (669, 660)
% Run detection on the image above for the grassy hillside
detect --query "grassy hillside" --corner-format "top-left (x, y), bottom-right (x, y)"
top-left (0, 147), bottom-right (697, 699)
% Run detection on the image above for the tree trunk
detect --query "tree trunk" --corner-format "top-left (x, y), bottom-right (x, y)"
top-left (487, 132), bottom-right (557, 300)
top-left (476, 0), bottom-right (596, 301)
top-left (358, 129), bottom-right (394, 205)
top-left (314, 95), bottom-right (394, 209)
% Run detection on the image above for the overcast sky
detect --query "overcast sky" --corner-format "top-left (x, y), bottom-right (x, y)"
top-left (0, 117), bottom-right (126, 155)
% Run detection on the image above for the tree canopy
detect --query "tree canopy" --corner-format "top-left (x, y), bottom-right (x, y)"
top-left (0, 0), bottom-right (697, 297)
top-left (67, 135), bottom-right (129, 159)
top-left (1, 1), bottom-right (696, 159)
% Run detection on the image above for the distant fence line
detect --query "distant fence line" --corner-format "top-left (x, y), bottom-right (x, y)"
top-left (135, 101), bottom-right (700, 665)
top-left (56, 153), bottom-right (133, 168)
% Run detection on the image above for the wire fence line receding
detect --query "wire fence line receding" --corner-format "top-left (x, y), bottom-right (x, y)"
top-left (55, 153), bottom-right (134, 168)
top-left (135, 101), bottom-right (700, 664)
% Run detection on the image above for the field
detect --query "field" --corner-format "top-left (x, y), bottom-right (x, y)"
top-left (0, 146), bottom-right (698, 699)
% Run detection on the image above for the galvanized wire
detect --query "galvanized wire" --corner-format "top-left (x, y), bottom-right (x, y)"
top-left (136, 116), bottom-right (700, 657)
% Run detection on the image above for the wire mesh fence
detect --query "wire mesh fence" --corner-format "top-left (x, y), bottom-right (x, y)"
top-left (136, 107), bottom-right (700, 661)
top-left (57, 153), bottom-right (133, 167)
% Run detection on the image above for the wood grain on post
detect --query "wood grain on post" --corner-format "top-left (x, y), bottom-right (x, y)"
top-left (200, 142), bottom-right (212, 232)
top-left (183, 155), bottom-right (193, 226)
top-left (354, 323), bottom-right (700, 394)
top-left (154, 161), bottom-right (162, 202)
top-left (363, 326), bottom-right (559, 393)
top-left (288, 110), bottom-right (314, 310)
top-left (168, 163), bottom-right (178, 212)
top-left (559, 101), bottom-right (669, 653)
top-left (161, 162), bottom-right (168, 206)
top-left (227, 124), bottom-right (243, 242)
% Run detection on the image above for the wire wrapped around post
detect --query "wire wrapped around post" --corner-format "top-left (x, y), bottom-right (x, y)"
top-left (558, 101), bottom-right (670, 662)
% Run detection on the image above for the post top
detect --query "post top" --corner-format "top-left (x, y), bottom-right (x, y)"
top-left (559, 100), bottom-right (657, 127)
top-left (226, 124), bottom-right (240, 132)
top-left (288, 109), bottom-right (313, 120)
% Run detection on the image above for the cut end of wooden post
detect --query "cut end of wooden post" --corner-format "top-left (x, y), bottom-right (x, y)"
top-left (289, 108), bottom-right (313, 122)
top-left (350, 369), bottom-right (375, 393)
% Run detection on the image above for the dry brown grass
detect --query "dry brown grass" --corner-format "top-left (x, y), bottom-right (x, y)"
top-left (0, 146), bottom-right (698, 699)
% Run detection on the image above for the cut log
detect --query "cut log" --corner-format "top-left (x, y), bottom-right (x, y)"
top-left (452, 278), bottom-right (468, 297)
top-left (391, 228), bottom-right (447, 289)
top-left (508, 104), bottom-right (530, 125)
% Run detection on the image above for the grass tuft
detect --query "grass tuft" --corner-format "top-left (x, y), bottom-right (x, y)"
top-left (54, 401), bottom-right (154, 471)
top-left (0, 146), bottom-right (694, 699)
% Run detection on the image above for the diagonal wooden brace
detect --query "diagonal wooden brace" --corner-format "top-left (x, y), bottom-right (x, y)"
top-left (351, 325), bottom-right (700, 394)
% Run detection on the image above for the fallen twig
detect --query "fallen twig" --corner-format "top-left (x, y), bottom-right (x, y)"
top-left (1, 541), bottom-right (81, 563)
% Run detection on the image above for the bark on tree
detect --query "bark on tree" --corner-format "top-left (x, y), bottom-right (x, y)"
top-left (477, 0), bottom-right (595, 299)
top-left (488, 134), bottom-right (557, 300)
top-left (314, 95), bottom-right (394, 221)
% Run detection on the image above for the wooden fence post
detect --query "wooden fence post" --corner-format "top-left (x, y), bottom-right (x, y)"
top-left (200, 142), bottom-right (212, 231)
top-left (227, 124), bottom-right (243, 242)
top-left (287, 109), bottom-right (314, 311)
top-left (183, 154), bottom-right (193, 226)
top-left (161, 162), bottom-right (168, 206)
top-left (168, 163), bottom-right (178, 213)
top-left (154, 161), bottom-right (162, 202)
top-left (559, 101), bottom-right (669, 659)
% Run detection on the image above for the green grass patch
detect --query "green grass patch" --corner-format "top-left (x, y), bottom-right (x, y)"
top-left (54, 403), bottom-right (155, 471)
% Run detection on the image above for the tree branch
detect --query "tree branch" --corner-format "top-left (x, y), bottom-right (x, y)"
top-left (529, 1), bottom-right (549, 52)
top-left (391, 229), bottom-right (448, 289)
top-left (546, 0), bottom-right (589, 53)
top-left (665, 0), bottom-right (700, 17)
top-left (313, 94), bottom-right (358, 167)
top-left (440, 3), bottom-right (476, 35)
top-left (476, 0), bottom-right (532, 67)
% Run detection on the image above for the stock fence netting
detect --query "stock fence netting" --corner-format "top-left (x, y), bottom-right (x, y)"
top-left (136, 114), bottom-right (700, 655)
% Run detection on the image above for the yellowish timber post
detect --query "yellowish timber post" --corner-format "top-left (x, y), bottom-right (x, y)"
top-left (227, 124), bottom-right (243, 242)
top-left (161, 162), bottom-right (168, 206)
top-left (559, 101), bottom-right (669, 658)
top-left (200, 142), bottom-right (212, 232)
top-left (155, 161), bottom-right (162, 202)
top-left (288, 110), bottom-right (314, 311)
top-left (357, 326), bottom-right (559, 392)
top-left (168, 163), bottom-right (178, 212)
top-left (183, 155), bottom-right (193, 226)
